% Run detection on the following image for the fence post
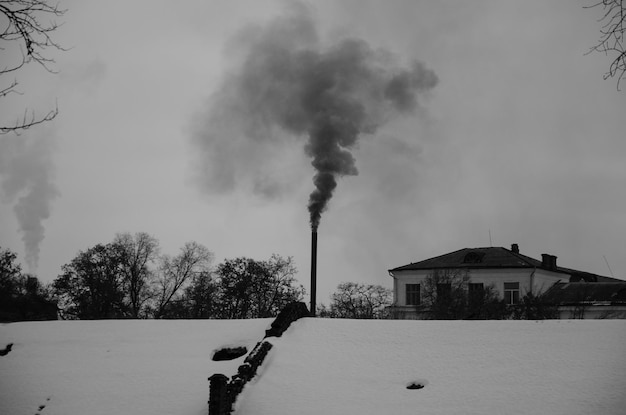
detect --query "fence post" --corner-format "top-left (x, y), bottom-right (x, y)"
top-left (208, 373), bottom-right (229, 415)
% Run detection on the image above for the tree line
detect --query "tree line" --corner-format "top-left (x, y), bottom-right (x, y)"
top-left (53, 232), bottom-right (306, 319)
top-left (0, 247), bottom-right (57, 321)
top-left (1, 232), bottom-right (305, 320)
top-left (2, 231), bottom-right (396, 322)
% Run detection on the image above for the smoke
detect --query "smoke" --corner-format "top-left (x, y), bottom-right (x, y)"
top-left (0, 133), bottom-right (59, 272)
top-left (193, 3), bottom-right (438, 230)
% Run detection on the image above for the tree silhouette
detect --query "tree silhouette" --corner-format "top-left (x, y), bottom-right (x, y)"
top-left (586, 0), bottom-right (626, 90)
top-left (113, 232), bottom-right (160, 318)
top-left (53, 244), bottom-right (127, 319)
top-left (1, 0), bottom-right (65, 134)
top-left (323, 282), bottom-right (392, 319)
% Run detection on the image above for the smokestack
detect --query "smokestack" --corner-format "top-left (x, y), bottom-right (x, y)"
top-left (190, 7), bottom-right (438, 314)
top-left (511, 243), bottom-right (519, 254)
top-left (541, 254), bottom-right (557, 271)
top-left (310, 229), bottom-right (317, 316)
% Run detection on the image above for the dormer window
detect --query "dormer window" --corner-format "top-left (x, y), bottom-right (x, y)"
top-left (463, 251), bottom-right (485, 264)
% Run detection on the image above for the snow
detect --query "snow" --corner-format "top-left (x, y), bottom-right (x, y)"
top-left (2, 319), bottom-right (625, 415)
top-left (240, 319), bottom-right (626, 415)
top-left (0, 319), bottom-right (272, 415)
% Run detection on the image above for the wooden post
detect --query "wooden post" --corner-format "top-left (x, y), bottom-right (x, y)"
top-left (208, 374), bottom-right (228, 415)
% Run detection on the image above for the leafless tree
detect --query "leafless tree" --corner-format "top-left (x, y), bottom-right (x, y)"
top-left (1, 0), bottom-right (65, 134)
top-left (586, 0), bottom-right (626, 90)
top-left (325, 282), bottom-right (392, 319)
top-left (113, 232), bottom-right (160, 318)
top-left (214, 255), bottom-right (304, 319)
top-left (422, 268), bottom-right (469, 319)
top-left (570, 283), bottom-right (594, 319)
top-left (153, 242), bottom-right (213, 318)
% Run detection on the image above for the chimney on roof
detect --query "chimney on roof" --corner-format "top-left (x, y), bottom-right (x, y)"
top-left (511, 243), bottom-right (519, 254)
top-left (541, 254), bottom-right (557, 271)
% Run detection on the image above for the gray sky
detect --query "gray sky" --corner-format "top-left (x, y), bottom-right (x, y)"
top-left (1, 0), bottom-right (624, 304)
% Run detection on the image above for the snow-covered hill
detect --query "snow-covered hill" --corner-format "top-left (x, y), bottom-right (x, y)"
top-left (1, 319), bottom-right (625, 415)
top-left (0, 319), bottom-right (272, 415)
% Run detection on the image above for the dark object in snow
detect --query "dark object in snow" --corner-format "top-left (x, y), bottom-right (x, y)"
top-left (265, 301), bottom-right (309, 338)
top-left (0, 343), bottom-right (13, 356)
top-left (406, 379), bottom-right (428, 390)
top-left (209, 301), bottom-right (307, 414)
top-left (212, 346), bottom-right (248, 361)
top-left (208, 341), bottom-right (274, 415)
top-left (208, 374), bottom-right (229, 415)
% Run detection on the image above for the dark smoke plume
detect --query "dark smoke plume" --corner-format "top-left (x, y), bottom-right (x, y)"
top-left (194, 4), bottom-right (437, 230)
top-left (0, 133), bottom-right (58, 271)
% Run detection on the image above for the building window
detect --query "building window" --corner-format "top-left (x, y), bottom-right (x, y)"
top-left (463, 251), bottom-right (485, 263)
top-left (468, 282), bottom-right (484, 298)
top-left (436, 283), bottom-right (452, 301)
top-left (504, 282), bottom-right (520, 305)
top-left (468, 282), bottom-right (484, 293)
top-left (468, 283), bottom-right (484, 307)
top-left (406, 284), bottom-right (420, 306)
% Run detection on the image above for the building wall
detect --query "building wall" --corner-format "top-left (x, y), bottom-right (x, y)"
top-left (532, 270), bottom-right (567, 294)
top-left (390, 267), bottom-right (566, 307)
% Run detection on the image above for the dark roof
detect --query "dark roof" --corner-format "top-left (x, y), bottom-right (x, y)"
top-left (542, 282), bottom-right (626, 305)
top-left (389, 246), bottom-right (621, 282)
top-left (557, 267), bottom-right (620, 283)
top-left (390, 247), bottom-right (550, 272)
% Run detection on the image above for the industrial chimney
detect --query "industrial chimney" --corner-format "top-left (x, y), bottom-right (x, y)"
top-left (310, 230), bottom-right (317, 316)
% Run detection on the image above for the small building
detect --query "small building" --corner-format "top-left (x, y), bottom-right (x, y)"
top-left (387, 244), bottom-right (623, 319)
top-left (541, 282), bottom-right (626, 319)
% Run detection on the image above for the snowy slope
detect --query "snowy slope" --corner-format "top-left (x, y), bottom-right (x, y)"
top-left (0, 319), bottom-right (272, 415)
top-left (237, 319), bottom-right (626, 415)
top-left (1, 319), bottom-right (625, 415)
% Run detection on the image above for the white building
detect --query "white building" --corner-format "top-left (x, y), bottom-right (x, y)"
top-left (387, 244), bottom-right (621, 319)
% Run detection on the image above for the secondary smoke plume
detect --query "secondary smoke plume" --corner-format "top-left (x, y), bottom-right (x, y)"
top-left (194, 4), bottom-right (438, 230)
top-left (0, 133), bottom-right (58, 272)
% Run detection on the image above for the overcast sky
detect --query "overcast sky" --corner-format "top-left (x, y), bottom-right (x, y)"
top-left (1, 0), bottom-right (624, 304)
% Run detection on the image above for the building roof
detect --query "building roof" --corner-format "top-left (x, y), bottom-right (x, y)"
top-left (542, 282), bottom-right (626, 305)
top-left (390, 247), bottom-right (549, 271)
top-left (556, 267), bottom-right (621, 283)
top-left (389, 246), bottom-right (621, 282)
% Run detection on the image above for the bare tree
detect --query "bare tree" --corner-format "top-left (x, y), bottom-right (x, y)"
top-left (1, 0), bottom-right (65, 134)
top-left (113, 232), bottom-right (160, 318)
top-left (153, 242), bottom-right (213, 318)
top-left (421, 268), bottom-right (469, 319)
top-left (53, 243), bottom-right (128, 319)
top-left (325, 282), bottom-right (392, 319)
top-left (214, 255), bottom-right (304, 319)
top-left (177, 270), bottom-right (218, 318)
top-left (586, 0), bottom-right (626, 90)
top-left (570, 283), bottom-right (594, 319)
top-left (258, 254), bottom-right (305, 317)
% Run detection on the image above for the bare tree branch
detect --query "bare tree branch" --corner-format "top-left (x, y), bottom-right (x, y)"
top-left (327, 282), bottom-right (392, 319)
top-left (0, 101), bottom-right (58, 135)
top-left (1, 0), bottom-right (66, 134)
top-left (154, 242), bottom-right (213, 319)
top-left (585, 0), bottom-right (626, 90)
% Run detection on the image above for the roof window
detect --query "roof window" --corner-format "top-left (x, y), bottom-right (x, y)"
top-left (463, 251), bottom-right (485, 264)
